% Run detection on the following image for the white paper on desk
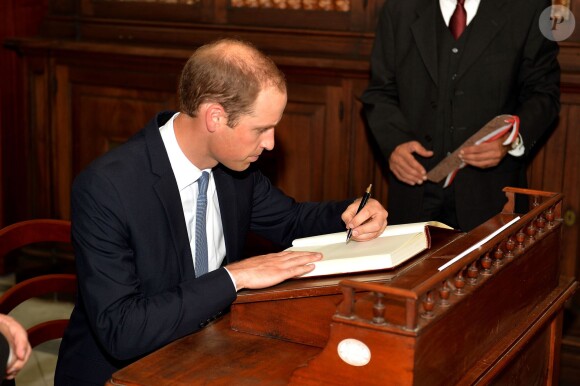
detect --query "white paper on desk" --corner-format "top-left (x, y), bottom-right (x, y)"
top-left (288, 221), bottom-right (453, 278)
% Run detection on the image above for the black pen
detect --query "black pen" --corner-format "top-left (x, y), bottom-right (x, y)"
top-left (346, 184), bottom-right (372, 244)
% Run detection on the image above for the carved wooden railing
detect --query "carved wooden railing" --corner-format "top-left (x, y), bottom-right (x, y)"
top-left (98, 0), bottom-right (351, 11)
top-left (230, 0), bottom-right (351, 11)
top-left (334, 188), bottom-right (564, 333)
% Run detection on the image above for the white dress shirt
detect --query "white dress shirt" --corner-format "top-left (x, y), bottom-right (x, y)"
top-left (159, 112), bottom-right (227, 273)
top-left (439, 0), bottom-right (481, 26)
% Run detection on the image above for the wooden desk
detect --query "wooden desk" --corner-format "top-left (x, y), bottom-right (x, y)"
top-left (108, 189), bottom-right (577, 385)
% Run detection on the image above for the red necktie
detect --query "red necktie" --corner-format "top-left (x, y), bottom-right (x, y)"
top-left (449, 0), bottom-right (467, 40)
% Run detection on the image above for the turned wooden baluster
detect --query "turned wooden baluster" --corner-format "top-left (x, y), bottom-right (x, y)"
top-left (467, 260), bottom-right (479, 285)
top-left (545, 207), bottom-right (556, 229)
top-left (372, 292), bottom-right (386, 324)
top-left (525, 220), bottom-right (537, 245)
top-left (454, 269), bottom-right (466, 295)
top-left (493, 245), bottom-right (504, 267)
top-left (337, 286), bottom-right (356, 318)
top-left (535, 213), bottom-right (546, 235)
top-left (516, 228), bottom-right (526, 252)
top-left (439, 280), bottom-right (451, 307)
top-left (480, 251), bottom-right (493, 276)
top-left (421, 290), bottom-right (435, 319)
top-left (505, 237), bottom-right (516, 259)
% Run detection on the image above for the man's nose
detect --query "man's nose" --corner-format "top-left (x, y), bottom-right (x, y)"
top-left (261, 130), bottom-right (275, 151)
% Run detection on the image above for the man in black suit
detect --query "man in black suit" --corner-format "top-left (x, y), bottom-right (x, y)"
top-left (54, 38), bottom-right (388, 385)
top-left (361, 0), bottom-right (560, 231)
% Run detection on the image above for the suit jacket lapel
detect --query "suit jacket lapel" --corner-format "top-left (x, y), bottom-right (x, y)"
top-left (146, 112), bottom-right (196, 280)
top-left (213, 166), bottom-right (239, 264)
top-left (457, 0), bottom-right (510, 80)
top-left (411, 0), bottom-right (439, 86)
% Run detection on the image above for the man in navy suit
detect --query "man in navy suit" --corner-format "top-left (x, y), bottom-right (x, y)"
top-left (55, 38), bottom-right (388, 385)
top-left (361, 0), bottom-right (560, 231)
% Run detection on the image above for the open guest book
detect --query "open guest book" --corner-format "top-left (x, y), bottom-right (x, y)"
top-left (288, 221), bottom-right (454, 278)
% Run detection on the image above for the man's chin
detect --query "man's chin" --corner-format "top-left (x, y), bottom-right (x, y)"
top-left (224, 162), bottom-right (252, 172)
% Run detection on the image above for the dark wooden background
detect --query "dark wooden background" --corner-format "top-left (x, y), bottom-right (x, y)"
top-left (1, 0), bottom-right (579, 383)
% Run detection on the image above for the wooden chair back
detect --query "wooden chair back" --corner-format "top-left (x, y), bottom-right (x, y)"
top-left (0, 274), bottom-right (77, 347)
top-left (0, 219), bottom-right (72, 275)
top-left (0, 219), bottom-right (76, 349)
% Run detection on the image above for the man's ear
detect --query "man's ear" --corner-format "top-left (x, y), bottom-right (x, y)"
top-left (205, 104), bottom-right (225, 132)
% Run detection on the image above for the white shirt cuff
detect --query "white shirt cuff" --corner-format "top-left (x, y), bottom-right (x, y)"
top-left (508, 134), bottom-right (525, 157)
top-left (223, 267), bottom-right (238, 291)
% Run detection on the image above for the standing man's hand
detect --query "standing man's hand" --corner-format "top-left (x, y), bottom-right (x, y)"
top-left (460, 135), bottom-right (510, 169)
top-left (389, 141), bottom-right (433, 185)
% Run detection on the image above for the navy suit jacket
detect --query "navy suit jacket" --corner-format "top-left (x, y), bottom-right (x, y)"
top-left (55, 111), bottom-right (351, 385)
top-left (361, 0), bottom-right (560, 231)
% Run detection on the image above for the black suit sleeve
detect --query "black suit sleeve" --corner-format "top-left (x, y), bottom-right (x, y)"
top-left (247, 168), bottom-right (352, 247)
top-left (360, 3), bottom-right (418, 160)
top-left (513, 0), bottom-right (560, 155)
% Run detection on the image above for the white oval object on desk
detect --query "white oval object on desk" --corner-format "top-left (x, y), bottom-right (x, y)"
top-left (337, 338), bottom-right (371, 366)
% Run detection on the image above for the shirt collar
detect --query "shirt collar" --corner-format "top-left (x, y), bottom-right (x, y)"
top-left (159, 112), bottom-right (208, 191)
top-left (440, 0), bottom-right (481, 26)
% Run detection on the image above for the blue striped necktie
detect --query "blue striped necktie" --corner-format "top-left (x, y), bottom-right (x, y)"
top-left (195, 171), bottom-right (209, 277)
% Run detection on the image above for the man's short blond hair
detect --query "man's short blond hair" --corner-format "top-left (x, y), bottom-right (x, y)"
top-left (178, 38), bottom-right (287, 127)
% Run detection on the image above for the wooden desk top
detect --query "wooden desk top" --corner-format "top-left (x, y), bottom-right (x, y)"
top-left (108, 314), bottom-right (320, 386)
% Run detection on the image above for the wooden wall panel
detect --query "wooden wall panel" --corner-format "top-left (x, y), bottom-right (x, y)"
top-left (59, 83), bottom-right (177, 219)
top-left (321, 83), bottom-right (350, 201)
top-left (70, 85), bottom-right (177, 174)
top-left (30, 56), bottom-right (53, 218)
top-left (566, 1), bottom-right (580, 42)
top-left (261, 89), bottom-right (326, 202)
top-left (0, 0), bottom-right (48, 225)
top-left (527, 91), bottom-right (580, 305)
top-left (560, 96), bottom-right (580, 289)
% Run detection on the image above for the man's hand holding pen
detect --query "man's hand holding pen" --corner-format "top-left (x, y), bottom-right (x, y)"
top-left (342, 193), bottom-right (388, 243)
